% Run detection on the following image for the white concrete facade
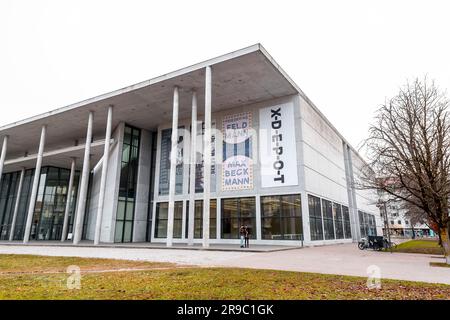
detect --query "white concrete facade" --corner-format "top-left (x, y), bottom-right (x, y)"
top-left (149, 93), bottom-right (382, 246)
top-left (0, 44), bottom-right (381, 246)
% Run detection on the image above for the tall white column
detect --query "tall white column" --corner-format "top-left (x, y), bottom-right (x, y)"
top-left (9, 168), bottom-right (25, 241)
top-left (94, 106), bottom-right (113, 245)
top-left (188, 91), bottom-right (197, 245)
top-left (0, 136), bottom-right (8, 185)
top-left (23, 125), bottom-right (46, 243)
top-left (61, 158), bottom-right (76, 242)
top-left (203, 66), bottom-right (212, 248)
top-left (73, 112), bottom-right (94, 244)
top-left (166, 86), bottom-right (179, 247)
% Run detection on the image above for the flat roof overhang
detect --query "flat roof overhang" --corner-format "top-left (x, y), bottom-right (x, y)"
top-left (0, 44), bottom-right (299, 172)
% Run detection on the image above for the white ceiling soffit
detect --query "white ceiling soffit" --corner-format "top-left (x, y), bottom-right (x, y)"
top-left (0, 44), bottom-right (300, 160)
top-left (0, 43), bottom-right (365, 166)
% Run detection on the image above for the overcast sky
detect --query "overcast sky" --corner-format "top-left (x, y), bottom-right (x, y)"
top-left (1, 0), bottom-right (449, 154)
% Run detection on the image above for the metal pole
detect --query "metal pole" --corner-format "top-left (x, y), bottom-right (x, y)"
top-left (94, 105), bottom-right (113, 245)
top-left (23, 125), bottom-right (46, 243)
top-left (9, 168), bottom-right (25, 241)
top-left (73, 111), bottom-right (94, 244)
top-left (166, 86), bottom-right (179, 247)
top-left (203, 66), bottom-right (212, 248)
top-left (61, 158), bottom-right (76, 241)
top-left (188, 91), bottom-right (197, 245)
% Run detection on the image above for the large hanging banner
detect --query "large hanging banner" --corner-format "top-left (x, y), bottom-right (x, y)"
top-left (222, 112), bottom-right (254, 191)
top-left (259, 102), bottom-right (299, 188)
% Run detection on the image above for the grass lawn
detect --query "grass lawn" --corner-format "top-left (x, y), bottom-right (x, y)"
top-left (390, 239), bottom-right (444, 255)
top-left (0, 254), bottom-right (449, 300)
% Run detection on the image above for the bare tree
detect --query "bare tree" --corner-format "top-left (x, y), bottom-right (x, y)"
top-left (401, 200), bottom-right (428, 239)
top-left (359, 77), bottom-right (450, 264)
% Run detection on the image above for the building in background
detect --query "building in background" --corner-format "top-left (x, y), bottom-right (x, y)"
top-left (384, 200), bottom-right (435, 238)
top-left (0, 44), bottom-right (382, 247)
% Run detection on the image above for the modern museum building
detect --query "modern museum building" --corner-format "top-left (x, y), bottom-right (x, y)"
top-left (0, 44), bottom-right (382, 247)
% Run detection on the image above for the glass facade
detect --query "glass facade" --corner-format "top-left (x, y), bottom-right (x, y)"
top-left (115, 125), bottom-right (141, 243)
top-left (342, 205), bottom-right (352, 239)
top-left (146, 131), bottom-right (157, 242)
top-left (322, 199), bottom-right (335, 240)
top-left (0, 172), bottom-right (20, 240)
top-left (185, 199), bottom-right (217, 239)
top-left (29, 167), bottom-right (79, 241)
top-left (221, 197), bottom-right (256, 239)
top-left (358, 211), bottom-right (366, 237)
top-left (333, 203), bottom-right (344, 239)
top-left (308, 195), bottom-right (324, 241)
top-left (308, 194), bottom-right (352, 241)
top-left (11, 169), bottom-right (35, 240)
top-left (154, 201), bottom-right (183, 238)
top-left (261, 194), bottom-right (302, 240)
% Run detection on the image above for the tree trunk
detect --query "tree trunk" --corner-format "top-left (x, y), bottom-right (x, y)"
top-left (440, 228), bottom-right (450, 265)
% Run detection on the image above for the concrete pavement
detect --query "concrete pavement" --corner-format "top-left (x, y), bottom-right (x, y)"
top-left (219, 244), bottom-right (450, 285)
top-left (0, 243), bottom-right (449, 285)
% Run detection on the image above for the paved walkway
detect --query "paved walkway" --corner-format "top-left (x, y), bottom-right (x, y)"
top-left (0, 240), bottom-right (298, 253)
top-left (0, 243), bottom-right (449, 284)
top-left (219, 244), bottom-right (450, 285)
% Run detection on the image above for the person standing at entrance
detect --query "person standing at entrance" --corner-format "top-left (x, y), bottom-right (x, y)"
top-left (244, 225), bottom-right (250, 248)
top-left (239, 225), bottom-right (245, 248)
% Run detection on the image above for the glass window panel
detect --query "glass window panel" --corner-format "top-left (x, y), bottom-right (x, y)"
top-left (174, 202), bottom-right (183, 220)
top-left (343, 205), bottom-right (352, 239)
top-left (322, 199), bottom-right (335, 240)
top-left (221, 197), bottom-right (256, 239)
top-left (262, 216), bottom-right (281, 240)
top-left (155, 202), bottom-right (168, 238)
top-left (157, 203), bottom-right (168, 219)
top-left (122, 144), bottom-right (130, 163)
top-left (115, 125), bottom-right (141, 242)
top-left (222, 198), bottom-right (238, 219)
top-left (210, 200), bottom-right (217, 220)
top-left (125, 201), bottom-right (134, 220)
top-left (173, 201), bottom-right (183, 239)
top-left (261, 195), bottom-right (302, 240)
top-left (132, 129), bottom-right (140, 147)
top-left (240, 198), bottom-right (256, 218)
top-left (189, 200), bottom-right (217, 239)
top-left (131, 147), bottom-right (139, 162)
top-left (261, 196), bottom-right (280, 218)
top-left (115, 221), bottom-right (124, 242)
top-left (210, 221), bottom-right (217, 239)
top-left (333, 203), bottom-right (344, 239)
top-left (308, 195), bottom-right (324, 241)
top-left (124, 126), bottom-right (132, 145)
top-left (117, 201), bottom-right (126, 220)
top-left (123, 221), bottom-right (133, 242)
top-left (281, 195), bottom-right (301, 218)
top-left (155, 220), bottom-right (167, 238)
top-left (173, 219), bottom-right (182, 239)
